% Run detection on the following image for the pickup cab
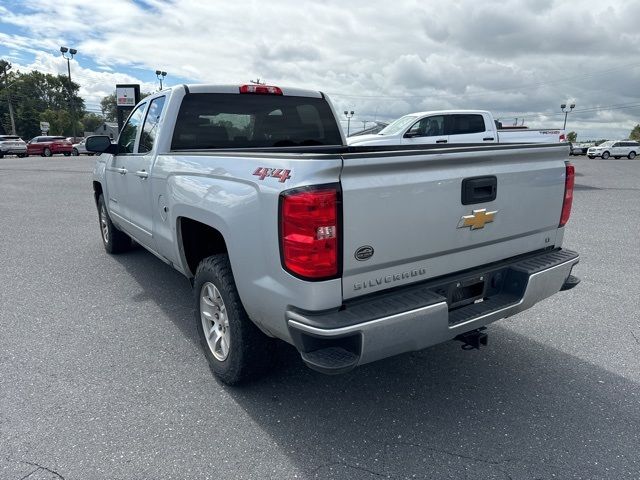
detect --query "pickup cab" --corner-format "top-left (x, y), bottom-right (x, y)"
top-left (347, 110), bottom-right (566, 146)
top-left (88, 84), bottom-right (579, 384)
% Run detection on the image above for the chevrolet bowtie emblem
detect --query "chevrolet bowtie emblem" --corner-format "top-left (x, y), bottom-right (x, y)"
top-left (458, 208), bottom-right (497, 230)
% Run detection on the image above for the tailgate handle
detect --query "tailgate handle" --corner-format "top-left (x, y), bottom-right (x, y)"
top-left (461, 176), bottom-right (497, 205)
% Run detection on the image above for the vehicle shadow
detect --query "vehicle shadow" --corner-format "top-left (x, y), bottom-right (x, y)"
top-left (112, 248), bottom-right (640, 480)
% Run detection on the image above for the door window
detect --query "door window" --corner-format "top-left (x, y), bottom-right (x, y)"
top-left (139, 96), bottom-right (166, 153)
top-left (117, 103), bottom-right (147, 154)
top-left (406, 115), bottom-right (445, 137)
top-left (448, 114), bottom-right (486, 135)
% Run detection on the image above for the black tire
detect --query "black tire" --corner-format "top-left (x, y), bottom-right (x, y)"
top-left (72, 148), bottom-right (79, 156)
top-left (43, 147), bottom-right (52, 157)
top-left (629, 151), bottom-right (636, 160)
top-left (17, 153), bottom-right (26, 158)
top-left (0, 153), bottom-right (4, 159)
top-left (194, 254), bottom-right (275, 385)
top-left (63, 152), bottom-right (71, 156)
top-left (602, 151), bottom-right (610, 159)
top-left (588, 155), bottom-right (595, 159)
top-left (97, 194), bottom-right (131, 254)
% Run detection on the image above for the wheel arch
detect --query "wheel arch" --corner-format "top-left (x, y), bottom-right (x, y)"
top-left (177, 216), bottom-right (229, 277)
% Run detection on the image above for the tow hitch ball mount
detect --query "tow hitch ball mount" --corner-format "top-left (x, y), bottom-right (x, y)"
top-left (455, 328), bottom-right (488, 350)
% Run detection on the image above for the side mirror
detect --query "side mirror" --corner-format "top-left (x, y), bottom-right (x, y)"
top-left (86, 135), bottom-right (116, 154)
top-left (404, 132), bottom-right (419, 138)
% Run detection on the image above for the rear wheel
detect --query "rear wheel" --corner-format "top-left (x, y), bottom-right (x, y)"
top-left (43, 147), bottom-right (52, 157)
top-left (602, 151), bottom-right (610, 159)
top-left (628, 151), bottom-right (636, 160)
top-left (97, 194), bottom-right (131, 254)
top-left (194, 254), bottom-right (275, 385)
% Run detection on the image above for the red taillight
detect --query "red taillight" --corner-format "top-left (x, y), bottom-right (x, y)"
top-left (559, 163), bottom-right (574, 227)
top-left (239, 84), bottom-right (283, 95)
top-left (280, 186), bottom-right (339, 280)
top-left (559, 134), bottom-right (566, 142)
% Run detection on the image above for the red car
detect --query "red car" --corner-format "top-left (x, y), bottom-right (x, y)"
top-left (26, 136), bottom-right (73, 157)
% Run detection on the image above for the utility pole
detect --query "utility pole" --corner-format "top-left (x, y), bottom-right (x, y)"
top-left (561, 103), bottom-right (575, 130)
top-left (0, 60), bottom-right (17, 135)
top-left (155, 70), bottom-right (167, 90)
top-left (344, 110), bottom-right (354, 136)
top-left (60, 46), bottom-right (78, 138)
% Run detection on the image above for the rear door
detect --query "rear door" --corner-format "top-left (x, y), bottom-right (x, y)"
top-left (339, 144), bottom-right (568, 300)
top-left (446, 113), bottom-right (496, 143)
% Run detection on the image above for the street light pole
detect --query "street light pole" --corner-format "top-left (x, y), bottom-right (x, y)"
top-left (155, 70), bottom-right (167, 90)
top-left (561, 102), bottom-right (575, 130)
top-left (344, 110), bottom-right (354, 136)
top-left (60, 46), bottom-right (78, 138)
top-left (0, 60), bottom-right (17, 135)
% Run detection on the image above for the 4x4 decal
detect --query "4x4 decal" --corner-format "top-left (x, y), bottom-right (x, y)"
top-left (252, 167), bottom-right (291, 183)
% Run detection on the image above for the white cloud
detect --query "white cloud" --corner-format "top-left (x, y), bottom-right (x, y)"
top-left (1, 0), bottom-right (639, 139)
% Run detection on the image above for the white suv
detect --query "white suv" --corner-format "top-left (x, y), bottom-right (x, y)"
top-left (587, 140), bottom-right (639, 159)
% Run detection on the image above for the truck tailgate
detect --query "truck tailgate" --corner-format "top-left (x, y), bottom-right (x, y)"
top-left (340, 144), bottom-right (569, 300)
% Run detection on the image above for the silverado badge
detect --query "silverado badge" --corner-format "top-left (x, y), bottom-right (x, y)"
top-left (457, 209), bottom-right (497, 230)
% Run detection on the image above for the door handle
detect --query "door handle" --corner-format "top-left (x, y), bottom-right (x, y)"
top-left (135, 170), bottom-right (149, 179)
top-left (436, 139), bottom-right (448, 144)
top-left (115, 167), bottom-right (127, 175)
top-left (483, 137), bottom-right (495, 141)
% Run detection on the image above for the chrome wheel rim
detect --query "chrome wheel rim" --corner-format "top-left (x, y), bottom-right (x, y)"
top-left (100, 204), bottom-right (109, 244)
top-left (200, 282), bottom-right (230, 361)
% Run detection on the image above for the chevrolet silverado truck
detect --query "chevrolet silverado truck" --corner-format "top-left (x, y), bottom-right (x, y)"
top-left (348, 110), bottom-right (566, 146)
top-left (88, 84), bottom-right (580, 384)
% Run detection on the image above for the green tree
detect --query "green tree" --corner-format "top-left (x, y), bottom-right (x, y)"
top-left (567, 131), bottom-right (577, 142)
top-left (0, 68), bottom-right (85, 139)
top-left (629, 124), bottom-right (640, 141)
top-left (80, 112), bottom-right (105, 134)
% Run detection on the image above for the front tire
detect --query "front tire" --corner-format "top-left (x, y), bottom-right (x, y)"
top-left (43, 147), bottom-right (52, 157)
top-left (602, 151), bottom-right (610, 159)
top-left (588, 155), bottom-right (595, 159)
top-left (629, 151), bottom-right (636, 159)
top-left (72, 148), bottom-right (79, 156)
top-left (194, 254), bottom-right (275, 385)
top-left (97, 194), bottom-right (131, 253)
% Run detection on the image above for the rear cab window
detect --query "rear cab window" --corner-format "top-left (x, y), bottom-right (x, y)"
top-left (171, 93), bottom-right (342, 150)
top-left (447, 114), bottom-right (486, 135)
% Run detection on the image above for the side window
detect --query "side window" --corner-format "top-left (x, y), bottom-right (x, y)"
top-left (449, 114), bottom-right (486, 135)
top-left (117, 103), bottom-right (147, 154)
top-left (406, 115), bottom-right (445, 137)
top-left (139, 96), bottom-right (166, 153)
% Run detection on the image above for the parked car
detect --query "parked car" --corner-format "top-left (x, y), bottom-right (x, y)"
top-left (570, 142), bottom-right (593, 156)
top-left (587, 140), bottom-right (638, 159)
top-left (72, 138), bottom-right (94, 156)
top-left (347, 110), bottom-right (566, 146)
top-left (26, 136), bottom-right (73, 157)
top-left (0, 135), bottom-right (27, 158)
top-left (87, 84), bottom-right (579, 384)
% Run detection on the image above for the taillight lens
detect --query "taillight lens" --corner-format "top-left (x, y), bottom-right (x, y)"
top-left (280, 186), bottom-right (340, 280)
top-left (239, 84), bottom-right (283, 95)
top-left (559, 163), bottom-right (574, 227)
top-left (559, 134), bottom-right (566, 142)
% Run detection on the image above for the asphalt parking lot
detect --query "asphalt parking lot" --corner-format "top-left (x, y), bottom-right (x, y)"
top-left (0, 155), bottom-right (639, 480)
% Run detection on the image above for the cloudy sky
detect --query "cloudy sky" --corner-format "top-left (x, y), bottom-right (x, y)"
top-left (1, 0), bottom-right (639, 139)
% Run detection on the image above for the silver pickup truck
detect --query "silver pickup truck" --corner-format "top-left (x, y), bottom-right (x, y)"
top-left (89, 84), bottom-right (580, 384)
